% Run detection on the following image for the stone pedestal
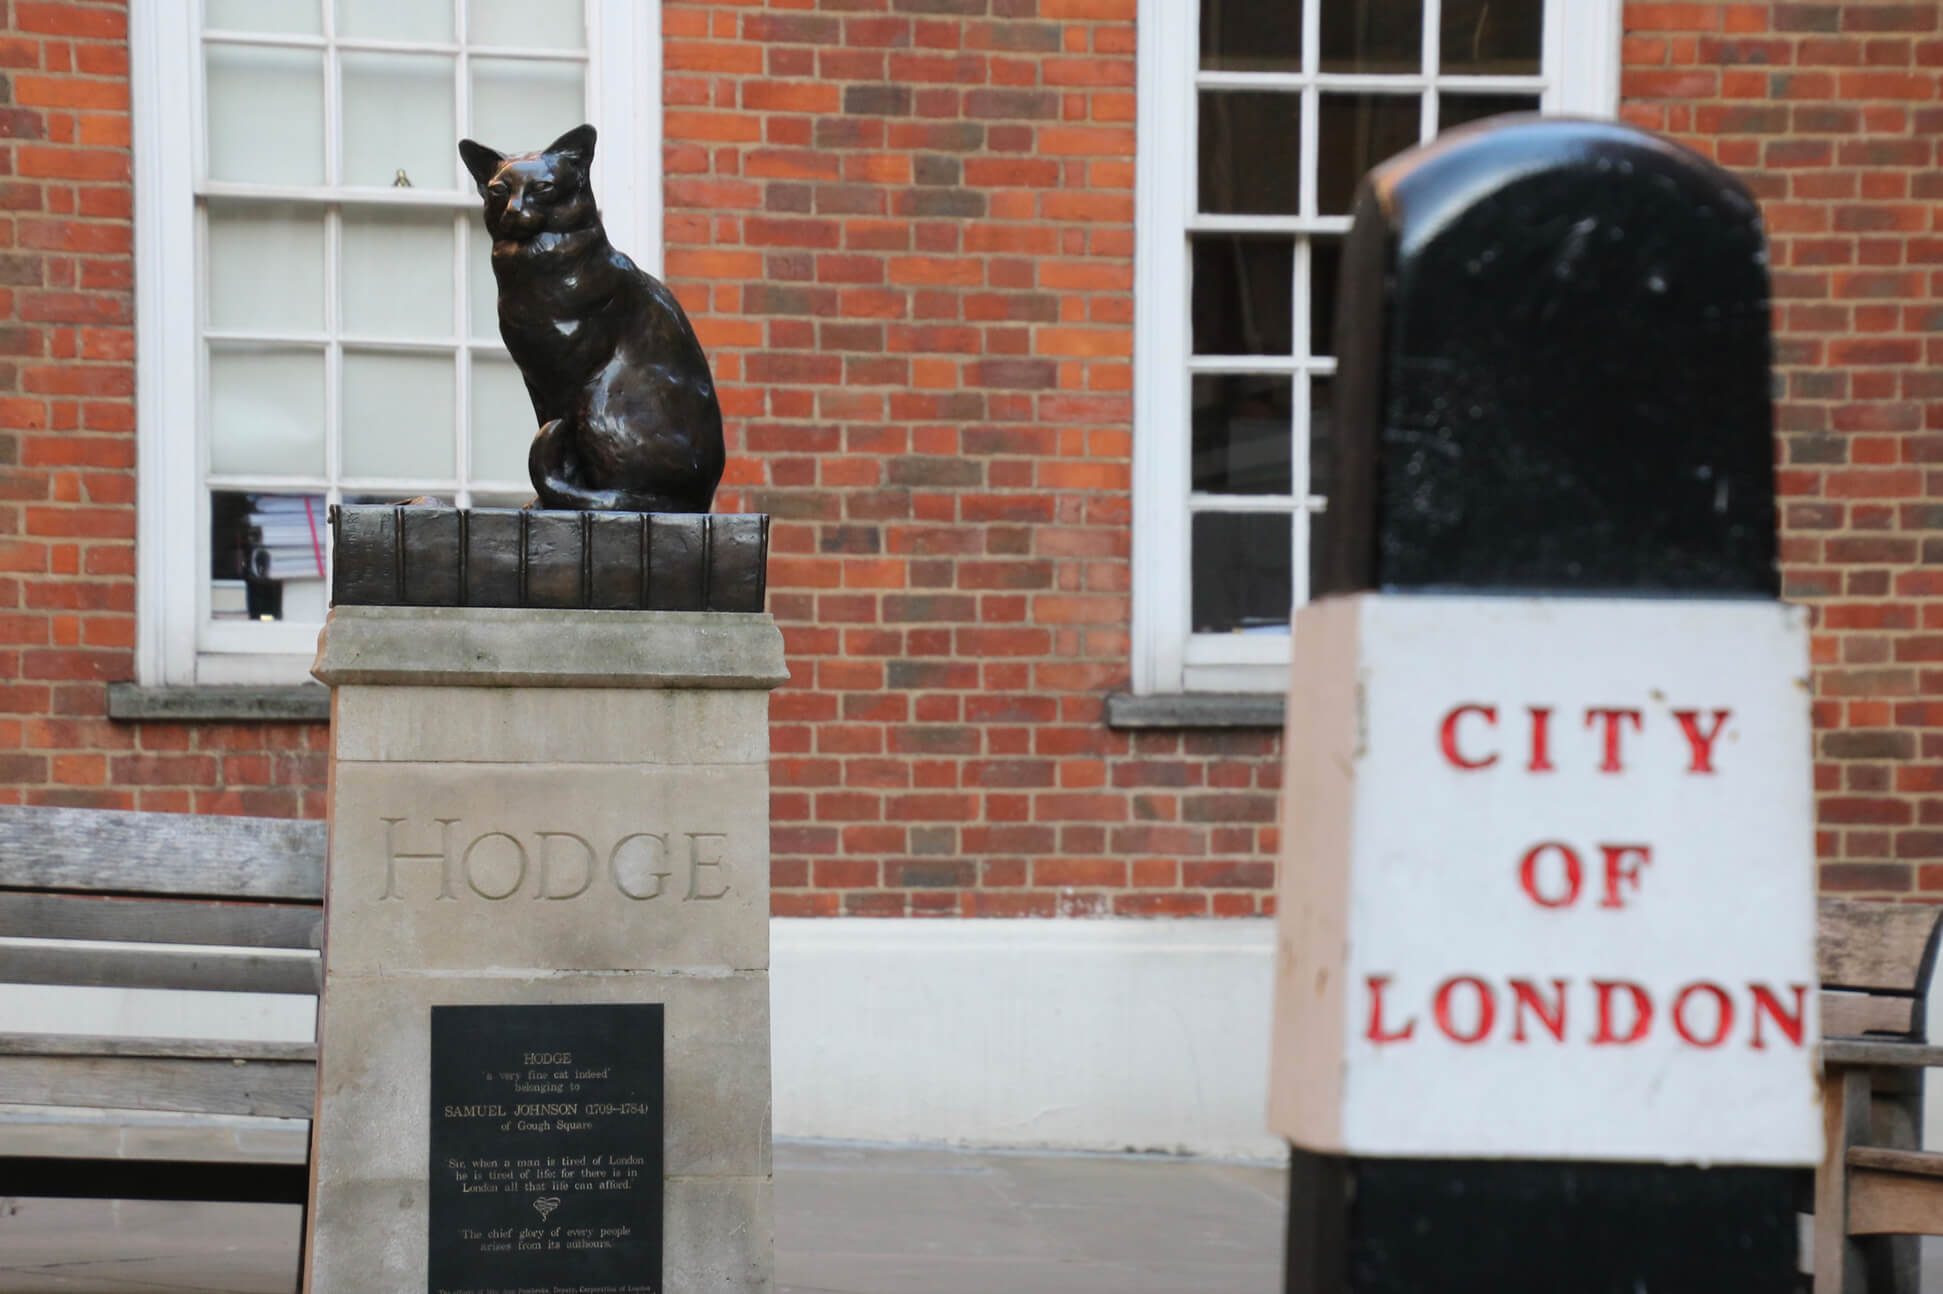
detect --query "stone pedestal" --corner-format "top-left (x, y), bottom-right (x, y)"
top-left (306, 607), bottom-right (786, 1293)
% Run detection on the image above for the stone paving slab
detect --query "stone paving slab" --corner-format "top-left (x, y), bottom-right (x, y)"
top-left (0, 1142), bottom-right (1286, 1294)
top-left (0, 1197), bottom-right (300, 1292)
top-left (775, 1142), bottom-right (1285, 1294)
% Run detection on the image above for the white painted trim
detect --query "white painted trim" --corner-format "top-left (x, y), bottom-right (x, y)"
top-left (590, 0), bottom-right (662, 276)
top-left (1132, 0), bottom-right (1623, 696)
top-left (132, 2), bottom-right (659, 684)
top-left (772, 918), bottom-right (1281, 1159)
top-left (1130, 0), bottom-right (1194, 696)
top-left (130, 0), bottom-right (201, 687)
top-left (1547, 0), bottom-right (1624, 119)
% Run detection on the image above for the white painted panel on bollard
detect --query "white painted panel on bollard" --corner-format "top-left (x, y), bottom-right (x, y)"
top-left (1270, 594), bottom-right (1819, 1166)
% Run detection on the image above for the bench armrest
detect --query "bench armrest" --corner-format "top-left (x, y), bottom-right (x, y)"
top-left (1823, 1039), bottom-right (1943, 1069)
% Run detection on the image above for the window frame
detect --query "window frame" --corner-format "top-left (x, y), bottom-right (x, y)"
top-left (1130, 0), bottom-right (1624, 696)
top-left (130, 0), bottom-right (661, 686)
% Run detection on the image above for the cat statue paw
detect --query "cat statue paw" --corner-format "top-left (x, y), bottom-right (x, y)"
top-left (459, 124), bottom-right (725, 514)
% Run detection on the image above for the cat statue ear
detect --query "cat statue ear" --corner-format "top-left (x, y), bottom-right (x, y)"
top-left (546, 123), bottom-right (597, 169)
top-left (458, 138), bottom-right (506, 195)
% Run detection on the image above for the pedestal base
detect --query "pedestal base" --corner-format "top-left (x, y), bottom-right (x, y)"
top-left (306, 607), bottom-right (786, 1294)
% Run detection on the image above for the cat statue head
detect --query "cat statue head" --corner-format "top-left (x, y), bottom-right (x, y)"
top-left (458, 123), bottom-right (600, 243)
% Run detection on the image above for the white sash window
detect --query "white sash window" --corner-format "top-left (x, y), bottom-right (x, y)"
top-left (132, 0), bottom-right (658, 684)
top-left (1132, 0), bottom-right (1621, 694)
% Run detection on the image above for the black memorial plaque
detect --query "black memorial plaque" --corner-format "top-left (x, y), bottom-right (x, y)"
top-left (428, 1004), bottom-right (663, 1294)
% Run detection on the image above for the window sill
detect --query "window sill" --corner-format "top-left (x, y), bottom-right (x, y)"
top-left (107, 683), bottom-right (330, 724)
top-left (1103, 692), bottom-right (1285, 731)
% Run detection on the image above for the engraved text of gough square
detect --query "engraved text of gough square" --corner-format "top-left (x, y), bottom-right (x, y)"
top-left (378, 818), bottom-right (732, 903)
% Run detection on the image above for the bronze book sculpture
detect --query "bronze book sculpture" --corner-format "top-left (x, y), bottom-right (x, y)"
top-left (459, 123), bottom-right (725, 513)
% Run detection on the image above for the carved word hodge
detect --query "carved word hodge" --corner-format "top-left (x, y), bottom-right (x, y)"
top-left (378, 818), bottom-right (731, 902)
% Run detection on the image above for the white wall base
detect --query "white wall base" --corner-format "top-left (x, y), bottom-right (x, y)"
top-left (772, 918), bottom-right (1282, 1160)
top-left (0, 918), bottom-right (1284, 1161)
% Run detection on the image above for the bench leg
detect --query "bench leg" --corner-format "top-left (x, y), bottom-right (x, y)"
top-left (1863, 1066), bottom-right (1923, 1294)
top-left (1817, 1067), bottom-right (1870, 1294)
top-left (295, 1189), bottom-right (308, 1294)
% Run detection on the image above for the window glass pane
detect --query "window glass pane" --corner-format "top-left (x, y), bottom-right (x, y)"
top-left (1317, 94), bottom-right (1421, 215)
top-left (1200, 0), bottom-right (1301, 73)
top-left (343, 208), bottom-right (456, 339)
top-left (1438, 93), bottom-right (1543, 135)
top-left (1321, 0), bottom-right (1424, 74)
top-left (1198, 92), bottom-right (1301, 216)
top-left (1309, 375), bottom-right (1335, 501)
top-left (1192, 512), bottom-right (1292, 633)
top-left (342, 351), bottom-right (457, 479)
top-left (470, 0), bottom-right (587, 51)
top-left (206, 201), bottom-right (326, 334)
top-left (209, 345), bottom-right (326, 476)
top-left (206, 45), bottom-right (325, 186)
top-left (1192, 235), bottom-right (1292, 357)
top-left (342, 53), bottom-right (457, 189)
top-left (336, 0), bottom-right (453, 43)
top-left (209, 492), bottom-right (325, 623)
top-left (206, 0), bottom-right (321, 35)
top-left (471, 352), bottom-right (535, 482)
top-left (1193, 375), bottom-right (1292, 496)
top-left (1309, 238), bottom-right (1341, 358)
top-left (211, 490), bottom-right (328, 622)
top-left (469, 59), bottom-right (586, 156)
top-left (469, 224), bottom-right (501, 341)
top-left (1442, 0), bottom-right (1542, 75)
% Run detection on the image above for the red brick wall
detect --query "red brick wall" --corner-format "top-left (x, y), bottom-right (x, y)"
top-left (1619, 0), bottom-right (1943, 895)
top-left (0, 0), bottom-right (330, 819)
top-left (0, 0), bottom-right (1938, 909)
top-left (663, 0), bottom-right (1285, 918)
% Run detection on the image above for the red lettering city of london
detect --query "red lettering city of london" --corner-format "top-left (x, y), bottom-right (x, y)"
top-left (1363, 702), bottom-right (1808, 1052)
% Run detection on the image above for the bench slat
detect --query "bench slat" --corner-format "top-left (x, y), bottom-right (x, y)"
top-left (0, 1035), bottom-right (315, 1062)
top-left (0, 1054), bottom-right (316, 1120)
top-left (1849, 1163), bottom-right (1943, 1237)
top-left (0, 1107), bottom-right (308, 1166)
top-left (1822, 989), bottom-right (1917, 1040)
top-left (0, 805), bottom-right (324, 902)
top-left (0, 943), bottom-right (320, 996)
top-left (1848, 1146), bottom-right (1943, 1179)
top-left (1820, 898), bottom-right (1943, 994)
top-left (0, 892), bottom-right (320, 950)
top-left (1823, 1039), bottom-right (1943, 1069)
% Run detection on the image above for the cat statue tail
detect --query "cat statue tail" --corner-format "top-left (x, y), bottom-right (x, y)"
top-left (529, 417), bottom-right (613, 510)
top-left (528, 418), bottom-right (707, 513)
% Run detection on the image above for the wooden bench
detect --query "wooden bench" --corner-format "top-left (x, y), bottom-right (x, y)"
top-left (0, 803), bottom-right (323, 1205)
top-left (1815, 896), bottom-right (1943, 1294)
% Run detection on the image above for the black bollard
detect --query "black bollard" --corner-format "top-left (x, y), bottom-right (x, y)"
top-left (1271, 118), bottom-right (1815, 1294)
top-left (1317, 116), bottom-right (1777, 600)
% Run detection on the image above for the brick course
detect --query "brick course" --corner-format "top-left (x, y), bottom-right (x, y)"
top-left (0, 0), bottom-right (1936, 907)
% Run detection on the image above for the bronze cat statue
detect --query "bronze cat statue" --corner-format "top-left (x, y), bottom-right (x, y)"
top-left (459, 123), bottom-right (724, 513)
